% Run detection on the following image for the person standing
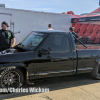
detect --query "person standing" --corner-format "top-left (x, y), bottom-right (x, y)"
top-left (69, 27), bottom-right (78, 43)
top-left (69, 27), bottom-right (78, 38)
top-left (48, 24), bottom-right (54, 30)
top-left (0, 21), bottom-right (16, 51)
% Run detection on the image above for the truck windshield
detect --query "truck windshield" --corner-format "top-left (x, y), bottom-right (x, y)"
top-left (18, 32), bottom-right (47, 50)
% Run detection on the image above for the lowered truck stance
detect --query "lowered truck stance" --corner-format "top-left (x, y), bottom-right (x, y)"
top-left (0, 31), bottom-right (100, 89)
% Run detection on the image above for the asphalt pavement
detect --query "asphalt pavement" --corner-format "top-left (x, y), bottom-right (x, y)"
top-left (0, 73), bottom-right (100, 100)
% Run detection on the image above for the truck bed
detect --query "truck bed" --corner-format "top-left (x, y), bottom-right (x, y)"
top-left (76, 44), bottom-right (100, 50)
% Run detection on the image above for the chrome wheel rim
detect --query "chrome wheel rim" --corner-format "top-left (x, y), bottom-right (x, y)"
top-left (1, 71), bottom-right (20, 88)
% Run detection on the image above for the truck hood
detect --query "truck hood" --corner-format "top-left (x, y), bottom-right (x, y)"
top-left (0, 48), bottom-right (34, 63)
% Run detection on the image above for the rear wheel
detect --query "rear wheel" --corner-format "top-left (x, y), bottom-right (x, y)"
top-left (0, 68), bottom-right (24, 92)
top-left (91, 63), bottom-right (100, 79)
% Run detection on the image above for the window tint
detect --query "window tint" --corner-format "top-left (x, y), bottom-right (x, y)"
top-left (42, 34), bottom-right (70, 53)
top-left (19, 32), bottom-right (47, 50)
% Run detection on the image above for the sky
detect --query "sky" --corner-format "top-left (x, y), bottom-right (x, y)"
top-left (0, 0), bottom-right (99, 15)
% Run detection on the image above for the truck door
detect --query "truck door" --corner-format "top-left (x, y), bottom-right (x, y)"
top-left (0, 14), bottom-right (11, 30)
top-left (32, 33), bottom-right (74, 79)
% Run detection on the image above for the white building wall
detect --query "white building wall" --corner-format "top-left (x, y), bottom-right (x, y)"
top-left (0, 8), bottom-right (73, 43)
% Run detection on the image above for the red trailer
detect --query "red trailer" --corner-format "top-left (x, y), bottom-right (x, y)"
top-left (71, 7), bottom-right (100, 44)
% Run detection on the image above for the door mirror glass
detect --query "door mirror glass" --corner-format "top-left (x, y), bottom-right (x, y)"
top-left (38, 48), bottom-right (50, 57)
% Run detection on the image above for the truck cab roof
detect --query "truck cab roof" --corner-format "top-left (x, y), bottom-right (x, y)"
top-left (32, 30), bottom-right (70, 34)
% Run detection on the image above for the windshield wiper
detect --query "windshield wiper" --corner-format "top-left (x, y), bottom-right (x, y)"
top-left (14, 43), bottom-right (26, 50)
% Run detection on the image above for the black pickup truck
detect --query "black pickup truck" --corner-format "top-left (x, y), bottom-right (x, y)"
top-left (0, 31), bottom-right (100, 89)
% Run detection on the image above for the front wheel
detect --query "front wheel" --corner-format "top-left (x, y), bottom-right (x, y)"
top-left (91, 63), bottom-right (100, 79)
top-left (0, 68), bottom-right (24, 89)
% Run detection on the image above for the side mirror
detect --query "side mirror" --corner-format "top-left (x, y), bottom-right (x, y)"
top-left (38, 48), bottom-right (50, 57)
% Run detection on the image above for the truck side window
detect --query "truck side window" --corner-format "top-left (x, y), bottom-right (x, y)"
top-left (42, 34), bottom-right (70, 53)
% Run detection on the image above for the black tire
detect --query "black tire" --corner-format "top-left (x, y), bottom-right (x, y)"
top-left (91, 63), bottom-right (100, 79)
top-left (0, 68), bottom-right (24, 92)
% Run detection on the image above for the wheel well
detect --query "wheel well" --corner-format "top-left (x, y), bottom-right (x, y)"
top-left (16, 67), bottom-right (27, 81)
